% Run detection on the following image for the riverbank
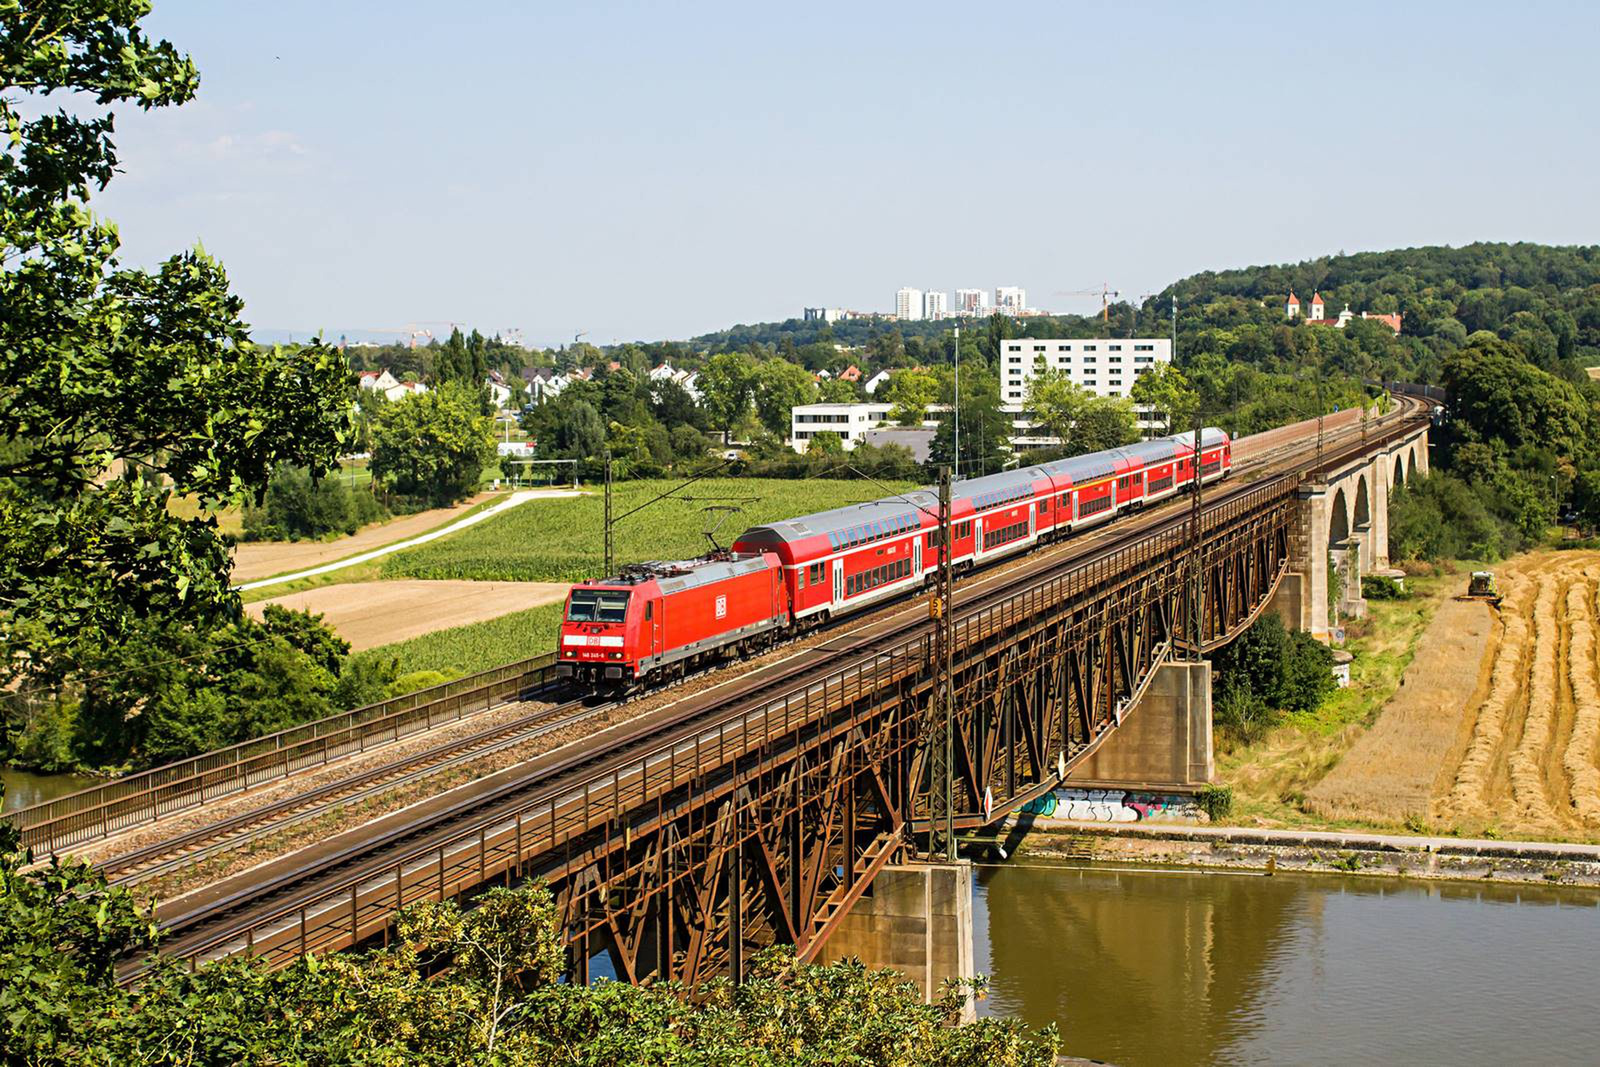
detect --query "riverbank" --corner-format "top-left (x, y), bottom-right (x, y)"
top-left (1011, 817), bottom-right (1600, 887)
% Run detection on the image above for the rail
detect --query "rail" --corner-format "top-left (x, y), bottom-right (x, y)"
top-left (6, 654), bottom-right (560, 856)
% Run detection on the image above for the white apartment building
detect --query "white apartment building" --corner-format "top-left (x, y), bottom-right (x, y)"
top-left (955, 288), bottom-right (989, 315)
top-left (999, 337), bottom-right (1173, 446)
top-left (803, 307), bottom-right (846, 323)
top-left (923, 289), bottom-right (947, 320)
top-left (896, 287), bottom-right (924, 321)
top-left (789, 402), bottom-right (894, 453)
top-left (995, 286), bottom-right (1027, 315)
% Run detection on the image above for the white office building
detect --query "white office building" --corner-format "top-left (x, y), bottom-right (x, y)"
top-left (895, 287), bottom-right (924, 321)
top-left (998, 337), bottom-right (1173, 446)
top-left (790, 401), bottom-right (895, 452)
top-left (955, 288), bottom-right (989, 315)
top-left (803, 307), bottom-right (846, 323)
top-left (995, 286), bottom-right (1027, 315)
top-left (923, 289), bottom-right (948, 320)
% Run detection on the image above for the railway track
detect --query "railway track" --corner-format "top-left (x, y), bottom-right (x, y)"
top-left (136, 397), bottom-right (1428, 975)
top-left (99, 696), bottom-right (612, 887)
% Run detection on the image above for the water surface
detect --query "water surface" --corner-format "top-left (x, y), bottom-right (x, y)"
top-left (1, 767), bottom-right (98, 814)
top-left (974, 860), bottom-right (1600, 1066)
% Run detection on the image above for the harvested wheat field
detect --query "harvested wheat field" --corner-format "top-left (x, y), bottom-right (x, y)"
top-left (247, 579), bottom-right (569, 650)
top-left (1306, 593), bottom-right (1495, 822)
top-left (1429, 550), bottom-right (1600, 840)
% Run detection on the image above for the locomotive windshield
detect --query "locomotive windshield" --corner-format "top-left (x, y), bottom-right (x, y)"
top-left (566, 590), bottom-right (630, 623)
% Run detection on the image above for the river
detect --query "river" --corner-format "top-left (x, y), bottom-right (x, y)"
top-left (974, 859), bottom-right (1600, 1066)
top-left (1, 767), bottom-right (97, 814)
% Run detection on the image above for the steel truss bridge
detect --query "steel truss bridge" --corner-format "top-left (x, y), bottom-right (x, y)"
top-left (144, 407), bottom-right (1429, 987)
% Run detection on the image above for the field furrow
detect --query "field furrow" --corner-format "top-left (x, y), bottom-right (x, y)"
top-left (1445, 574), bottom-right (1530, 821)
top-left (1562, 575), bottom-right (1600, 827)
top-left (1506, 574), bottom-right (1561, 828)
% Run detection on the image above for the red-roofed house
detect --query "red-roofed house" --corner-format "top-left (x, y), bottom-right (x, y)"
top-left (1287, 291), bottom-right (1401, 335)
top-left (838, 364), bottom-right (862, 383)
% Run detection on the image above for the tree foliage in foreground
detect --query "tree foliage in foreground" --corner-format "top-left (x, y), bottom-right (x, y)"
top-left (0, 822), bottom-right (1058, 1066)
top-left (0, 2), bottom-right (351, 746)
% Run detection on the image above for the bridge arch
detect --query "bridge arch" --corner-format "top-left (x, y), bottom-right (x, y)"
top-left (1393, 454), bottom-right (1405, 488)
top-left (1353, 475), bottom-right (1371, 533)
top-left (1407, 448), bottom-right (1419, 482)
top-left (1328, 486), bottom-right (1350, 547)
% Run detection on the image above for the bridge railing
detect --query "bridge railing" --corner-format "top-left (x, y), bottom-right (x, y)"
top-left (5, 653), bottom-right (560, 857)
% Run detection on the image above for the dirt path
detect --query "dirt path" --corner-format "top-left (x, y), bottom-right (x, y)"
top-left (1306, 593), bottom-right (1493, 822)
top-left (247, 580), bottom-right (569, 650)
top-left (231, 493), bottom-right (496, 583)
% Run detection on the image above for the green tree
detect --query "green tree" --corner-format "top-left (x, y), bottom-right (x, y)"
top-left (1024, 365), bottom-right (1088, 446)
top-left (930, 365), bottom-right (1010, 475)
top-left (370, 385), bottom-right (496, 506)
top-left (698, 351), bottom-right (757, 442)
top-left (0, 0), bottom-right (351, 725)
top-left (882, 368), bottom-right (939, 426)
top-left (242, 465), bottom-right (388, 541)
top-left (434, 327), bottom-right (492, 411)
top-left (1129, 362), bottom-right (1196, 436)
top-left (1069, 395), bottom-right (1138, 454)
top-left (753, 358), bottom-right (817, 437)
top-left (818, 376), bottom-right (859, 402)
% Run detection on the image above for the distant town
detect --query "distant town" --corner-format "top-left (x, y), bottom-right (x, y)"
top-left (806, 285), bottom-right (1039, 324)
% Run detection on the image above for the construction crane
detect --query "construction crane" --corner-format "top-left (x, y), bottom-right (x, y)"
top-left (1053, 283), bottom-right (1121, 328)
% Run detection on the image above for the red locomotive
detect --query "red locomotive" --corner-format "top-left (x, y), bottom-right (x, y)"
top-left (557, 428), bottom-right (1230, 685)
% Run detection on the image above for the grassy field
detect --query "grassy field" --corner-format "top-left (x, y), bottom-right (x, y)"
top-left (352, 601), bottom-right (564, 678)
top-left (380, 477), bottom-right (919, 583)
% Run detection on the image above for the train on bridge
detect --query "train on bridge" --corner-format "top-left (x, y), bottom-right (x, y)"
top-left (557, 428), bottom-right (1232, 685)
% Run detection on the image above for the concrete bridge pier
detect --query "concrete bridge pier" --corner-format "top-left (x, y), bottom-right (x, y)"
top-left (1280, 425), bottom-right (1429, 640)
top-left (822, 860), bottom-right (976, 1021)
top-left (1066, 660), bottom-right (1214, 789)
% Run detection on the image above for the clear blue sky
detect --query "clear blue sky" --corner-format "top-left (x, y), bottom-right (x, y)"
top-left (91, 0), bottom-right (1599, 346)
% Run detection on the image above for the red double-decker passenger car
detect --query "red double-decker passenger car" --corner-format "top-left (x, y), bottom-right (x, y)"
top-left (556, 428), bottom-right (1230, 686)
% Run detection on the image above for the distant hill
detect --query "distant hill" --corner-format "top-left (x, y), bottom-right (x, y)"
top-left (1152, 242), bottom-right (1600, 384)
top-left (690, 243), bottom-right (1600, 386)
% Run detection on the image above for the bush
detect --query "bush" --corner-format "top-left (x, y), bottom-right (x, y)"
top-left (1196, 784), bottom-right (1234, 821)
top-left (1361, 574), bottom-right (1408, 600)
top-left (1213, 682), bottom-right (1278, 746)
top-left (1211, 615), bottom-right (1337, 743)
top-left (241, 465), bottom-right (388, 541)
top-left (384, 669), bottom-right (459, 698)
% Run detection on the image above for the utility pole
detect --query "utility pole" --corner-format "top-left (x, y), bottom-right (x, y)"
top-left (952, 324), bottom-right (961, 480)
top-left (928, 465), bottom-right (956, 861)
top-left (1171, 293), bottom-right (1177, 360)
top-left (1188, 418), bottom-right (1205, 657)
top-left (1314, 365), bottom-right (1325, 477)
top-left (603, 450), bottom-right (614, 577)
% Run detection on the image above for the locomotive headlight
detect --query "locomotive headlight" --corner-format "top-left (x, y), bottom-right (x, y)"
top-left (609, 652), bottom-right (624, 660)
